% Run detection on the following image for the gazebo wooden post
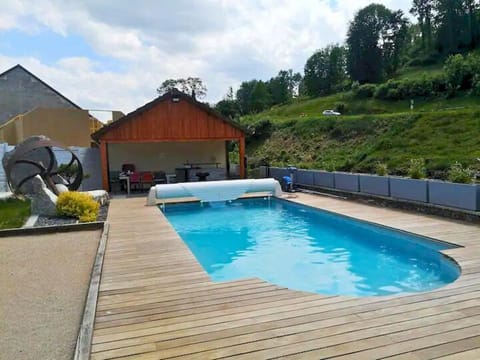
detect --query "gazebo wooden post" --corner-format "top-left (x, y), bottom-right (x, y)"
top-left (99, 140), bottom-right (109, 191)
top-left (239, 136), bottom-right (246, 179)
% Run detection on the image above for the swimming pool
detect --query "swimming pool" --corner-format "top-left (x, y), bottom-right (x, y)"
top-left (162, 198), bottom-right (460, 297)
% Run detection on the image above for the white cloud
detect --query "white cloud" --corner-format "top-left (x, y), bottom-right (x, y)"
top-left (0, 0), bottom-right (413, 113)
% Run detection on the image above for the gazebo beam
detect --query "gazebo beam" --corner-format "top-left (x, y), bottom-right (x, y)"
top-left (239, 136), bottom-right (246, 179)
top-left (99, 141), bottom-right (109, 191)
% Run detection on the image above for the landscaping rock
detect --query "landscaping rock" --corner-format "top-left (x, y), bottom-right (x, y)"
top-left (28, 175), bottom-right (57, 216)
top-left (85, 190), bottom-right (109, 206)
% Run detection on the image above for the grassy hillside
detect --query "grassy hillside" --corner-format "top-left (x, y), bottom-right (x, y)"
top-left (243, 109), bottom-right (480, 178)
top-left (394, 64), bottom-right (444, 80)
top-left (242, 91), bottom-right (480, 120)
top-left (240, 59), bottom-right (480, 179)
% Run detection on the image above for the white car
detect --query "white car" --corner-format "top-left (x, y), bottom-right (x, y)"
top-left (322, 109), bottom-right (341, 116)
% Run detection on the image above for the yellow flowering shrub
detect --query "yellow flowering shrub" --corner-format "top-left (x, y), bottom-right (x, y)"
top-left (56, 191), bottom-right (99, 222)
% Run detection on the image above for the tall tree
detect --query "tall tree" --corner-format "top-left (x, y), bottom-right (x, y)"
top-left (250, 81), bottom-right (272, 113)
top-left (215, 99), bottom-right (241, 119)
top-left (267, 74), bottom-right (290, 105)
top-left (346, 4), bottom-right (409, 83)
top-left (236, 80), bottom-right (258, 114)
top-left (433, 0), bottom-right (468, 53)
top-left (267, 69), bottom-right (302, 105)
top-left (215, 87), bottom-right (241, 119)
top-left (464, 0), bottom-right (480, 49)
top-left (410, 0), bottom-right (434, 52)
top-left (382, 10), bottom-right (410, 75)
top-left (303, 45), bottom-right (347, 96)
top-left (157, 77), bottom-right (207, 99)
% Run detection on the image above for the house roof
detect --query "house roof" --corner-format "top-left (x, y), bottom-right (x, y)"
top-left (91, 89), bottom-right (246, 141)
top-left (0, 64), bottom-right (82, 110)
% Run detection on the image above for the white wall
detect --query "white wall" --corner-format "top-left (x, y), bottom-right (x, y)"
top-left (108, 141), bottom-right (227, 173)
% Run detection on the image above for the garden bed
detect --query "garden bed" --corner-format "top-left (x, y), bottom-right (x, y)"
top-left (34, 202), bottom-right (109, 227)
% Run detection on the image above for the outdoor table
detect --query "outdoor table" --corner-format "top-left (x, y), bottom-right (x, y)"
top-left (166, 174), bottom-right (176, 183)
top-left (118, 174), bottom-right (131, 195)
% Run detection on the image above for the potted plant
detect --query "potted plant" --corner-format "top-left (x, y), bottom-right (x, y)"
top-left (296, 169), bottom-right (315, 185)
top-left (428, 162), bottom-right (479, 211)
top-left (269, 167), bottom-right (289, 181)
top-left (334, 172), bottom-right (360, 192)
top-left (313, 170), bottom-right (335, 188)
top-left (358, 163), bottom-right (390, 196)
top-left (390, 158), bottom-right (429, 202)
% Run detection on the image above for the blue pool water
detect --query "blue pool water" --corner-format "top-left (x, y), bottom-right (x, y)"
top-left (162, 198), bottom-right (459, 297)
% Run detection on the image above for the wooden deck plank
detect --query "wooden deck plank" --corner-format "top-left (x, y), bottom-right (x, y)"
top-left (91, 193), bottom-right (480, 359)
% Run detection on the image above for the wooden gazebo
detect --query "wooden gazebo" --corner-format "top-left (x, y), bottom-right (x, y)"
top-left (91, 89), bottom-right (246, 191)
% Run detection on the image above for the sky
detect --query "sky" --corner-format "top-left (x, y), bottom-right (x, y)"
top-left (0, 0), bottom-right (412, 114)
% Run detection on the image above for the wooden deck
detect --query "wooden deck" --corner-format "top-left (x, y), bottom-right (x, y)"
top-left (91, 193), bottom-right (480, 359)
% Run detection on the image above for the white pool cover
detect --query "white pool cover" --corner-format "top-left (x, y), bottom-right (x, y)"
top-left (146, 178), bottom-right (282, 205)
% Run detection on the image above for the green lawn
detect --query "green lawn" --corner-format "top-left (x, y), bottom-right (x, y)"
top-left (394, 64), bottom-right (444, 80)
top-left (241, 91), bottom-right (480, 123)
top-left (0, 198), bottom-right (31, 230)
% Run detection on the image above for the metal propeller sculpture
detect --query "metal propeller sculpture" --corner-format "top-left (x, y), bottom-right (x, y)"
top-left (2, 135), bottom-right (83, 195)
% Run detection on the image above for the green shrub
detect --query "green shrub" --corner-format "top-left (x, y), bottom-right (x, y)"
top-left (334, 102), bottom-right (346, 113)
top-left (373, 75), bottom-right (448, 100)
top-left (350, 80), bottom-right (360, 91)
top-left (375, 162), bottom-right (388, 176)
top-left (252, 119), bottom-right (273, 137)
top-left (470, 74), bottom-right (480, 96)
top-left (374, 82), bottom-right (390, 99)
top-left (444, 53), bottom-right (480, 94)
top-left (447, 162), bottom-right (474, 184)
top-left (431, 73), bottom-right (448, 94)
top-left (56, 191), bottom-right (100, 222)
top-left (407, 52), bottom-right (442, 67)
top-left (407, 158), bottom-right (426, 179)
top-left (354, 84), bottom-right (376, 98)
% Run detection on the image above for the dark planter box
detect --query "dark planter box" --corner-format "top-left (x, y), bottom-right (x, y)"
top-left (313, 170), bottom-right (335, 189)
top-left (269, 167), bottom-right (289, 181)
top-left (334, 172), bottom-right (360, 192)
top-left (296, 169), bottom-right (314, 185)
top-left (390, 177), bottom-right (428, 203)
top-left (428, 181), bottom-right (480, 211)
top-left (259, 166), bottom-right (268, 178)
top-left (359, 174), bottom-right (390, 196)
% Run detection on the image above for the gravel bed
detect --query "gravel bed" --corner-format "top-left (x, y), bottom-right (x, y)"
top-left (97, 203), bottom-right (109, 222)
top-left (34, 203), bottom-right (109, 227)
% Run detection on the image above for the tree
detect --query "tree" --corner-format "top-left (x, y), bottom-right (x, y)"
top-left (433, 0), bottom-right (472, 53)
top-left (157, 77), bottom-right (207, 99)
top-left (267, 69), bottom-right (302, 105)
top-left (225, 86), bottom-right (235, 100)
top-left (346, 4), bottom-right (409, 83)
top-left (250, 81), bottom-right (272, 113)
top-left (236, 80), bottom-right (258, 114)
top-left (215, 99), bottom-right (241, 119)
top-left (215, 87), bottom-right (241, 119)
top-left (303, 45), bottom-right (347, 96)
top-left (463, 0), bottom-right (479, 49)
top-left (267, 74), bottom-right (290, 105)
top-left (382, 10), bottom-right (410, 75)
top-left (434, 0), bottom-right (461, 53)
top-left (410, 0), bottom-right (434, 52)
